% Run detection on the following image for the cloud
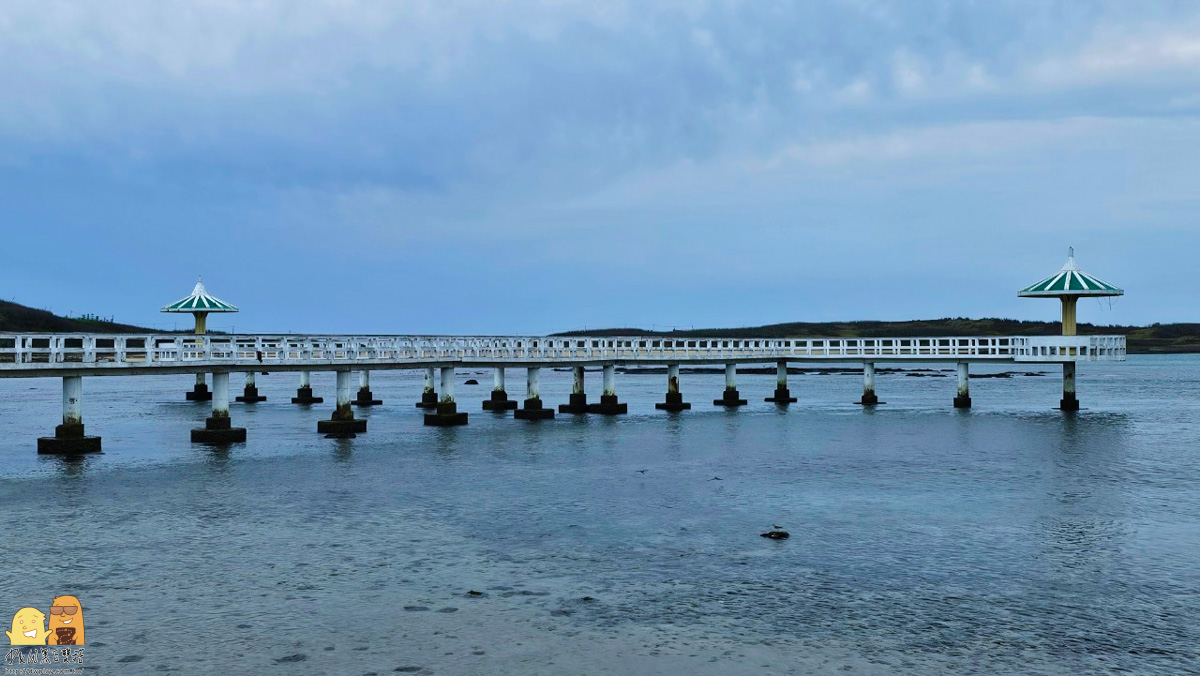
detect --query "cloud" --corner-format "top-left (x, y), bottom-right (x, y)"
top-left (1, 1), bottom-right (1199, 329)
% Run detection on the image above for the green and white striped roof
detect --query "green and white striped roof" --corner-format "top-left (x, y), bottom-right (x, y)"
top-left (1018, 248), bottom-right (1122, 298)
top-left (161, 277), bottom-right (239, 313)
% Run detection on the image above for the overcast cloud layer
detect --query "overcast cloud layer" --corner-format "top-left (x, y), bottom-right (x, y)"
top-left (2, 1), bottom-right (1197, 333)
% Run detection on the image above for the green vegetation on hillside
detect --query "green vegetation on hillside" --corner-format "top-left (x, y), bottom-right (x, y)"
top-left (557, 318), bottom-right (1200, 354)
top-left (0, 300), bottom-right (155, 333)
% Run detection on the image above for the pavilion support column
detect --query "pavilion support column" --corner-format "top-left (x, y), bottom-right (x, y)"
top-left (559, 366), bottom-right (590, 414)
top-left (292, 371), bottom-right (323, 404)
top-left (425, 367), bottom-right (469, 426)
top-left (353, 370), bottom-right (382, 406)
top-left (858, 361), bottom-right (880, 406)
top-left (483, 366), bottom-right (517, 411)
top-left (588, 363), bottom-right (628, 414)
top-left (954, 362), bottom-right (972, 409)
top-left (1060, 362), bottom-right (1079, 412)
top-left (186, 372), bottom-right (212, 401)
top-left (1061, 297), bottom-right (1078, 336)
top-left (192, 372), bottom-right (247, 443)
top-left (715, 363), bottom-right (748, 407)
top-left (318, 370), bottom-right (367, 436)
top-left (656, 363), bottom-right (691, 412)
top-left (765, 360), bottom-right (797, 404)
top-left (416, 367), bottom-right (438, 409)
top-left (236, 371), bottom-right (266, 403)
top-left (515, 367), bottom-right (555, 420)
top-left (38, 376), bottom-right (102, 454)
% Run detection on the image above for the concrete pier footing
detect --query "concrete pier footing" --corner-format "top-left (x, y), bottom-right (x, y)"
top-left (38, 425), bottom-right (103, 454)
top-left (424, 367), bottom-right (468, 426)
top-left (765, 387), bottom-right (798, 403)
top-left (292, 386), bottom-right (323, 404)
top-left (587, 365), bottom-right (626, 414)
top-left (857, 362), bottom-right (882, 406)
top-left (186, 373), bottom-right (213, 401)
top-left (715, 364), bottom-right (747, 406)
top-left (483, 391), bottom-right (518, 410)
top-left (483, 368), bottom-right (517, 410)
top-left (656, 364), bottom-right (691, 411)
top-left (589, 394), bottom-right (628, 415)
top-left (353, 371), bottom-right (382, 406)
top-left (954, 362), bottom-right (972, 408)
top-left (559, 393), bottom-right (590, 414)
top-left (319, 371), bottom-right (367, 436)
top-left (235, 372), bottom-right (266, 403)
top-left (764, 361), bottom-right (797, 403)
top-left (416, 367), bottom-right (438, 409)
top-left (292, 371), bottom-right (323, 403)
top-left (516, 398), bottom-right (556, 419)
top-left (192, 372), bottom-right (247, 443)
top-left (559, 367), bottom-right (589, 413)
top-left (191, 415), bottom-right (248, 443)
top-left (715, 390), bottom-right (748, 406)
top-left (514, 367), bottom-right (554, 419)
top-left (39, 376), bottom-right (102, 454)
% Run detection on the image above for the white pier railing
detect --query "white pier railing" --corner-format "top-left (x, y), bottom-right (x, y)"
top-left (0, 333), bottom-right (1126, 376)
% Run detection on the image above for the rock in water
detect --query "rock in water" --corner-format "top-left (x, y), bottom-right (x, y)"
top-left (464, 379), bottom-right (479, 385)
top-left (760, 530), bottom-right (790, 539)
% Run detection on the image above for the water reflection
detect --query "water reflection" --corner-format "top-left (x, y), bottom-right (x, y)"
top-left (331, 437), bottom-right (354, 464)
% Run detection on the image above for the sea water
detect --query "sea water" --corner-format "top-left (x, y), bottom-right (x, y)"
top-left (0, 356), bottom-right (1197, 674)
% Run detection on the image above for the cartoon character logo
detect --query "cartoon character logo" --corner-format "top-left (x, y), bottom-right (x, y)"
top-left (6, 607), bottom-right (49, 645)
top-left (47, 596), bottom-right (85, 646)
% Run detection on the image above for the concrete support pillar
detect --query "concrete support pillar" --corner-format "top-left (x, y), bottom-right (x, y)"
top-left (192, 372), bottom-right (247, 443)
top-left (515, 366), bottom-right (554, 419)
top-left (483, 366), bottom-right (517, 411)
top-left (416, 367), bottom-right (438, 409)
top-left (765, 359), bottom-right (797, 403)
top-left (589, 363), bottom-right (627, 414)
top-left (1060, 362), bottom-right (1079, 411)
top-left (859, 362), bottom-right (880, 406)
top-left (292, 370), bottom-right (323, 404)
top-left (318, 370), bottom-right (367, 436)
top-left (425, 366), bottom-right (469, 426)
top-left (39, 376), bottom-right (101, 454)
top-left (559, 366), bottom-right (589, 414)
top-left (353, 369), bottom-right (382, 406)
top-left (236, 370), bottom-right (266, 403)
top-left (1061, 297), bottom-right (1078, 336)
top-left (715, 363), bottom-right (747, 407)
top-left (954, 362), bottom-right (972, 408)
top-left (656, 363), bottom-right (691, 411)
top-left (186, 372), bottom-right (212, 401)
top-left (214, 372), bottom-right (230, 417)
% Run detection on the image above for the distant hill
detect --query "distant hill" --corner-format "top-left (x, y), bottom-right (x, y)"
top-left (0, 299), bottom-right (156, 333)
top-left (556, 318), bottom-right (1200, 354)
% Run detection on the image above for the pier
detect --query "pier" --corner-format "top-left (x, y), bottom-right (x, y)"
top-left (2, 332), bottom-right (1125, 452)
top-left (4, 249), bottom-right (1126, 452)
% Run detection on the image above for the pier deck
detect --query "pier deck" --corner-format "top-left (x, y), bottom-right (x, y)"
top-left (0, 333), bottom-right (1125, 377)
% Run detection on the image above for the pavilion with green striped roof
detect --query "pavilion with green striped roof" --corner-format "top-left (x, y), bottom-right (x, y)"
top-left (161, 276), bottom-right (238, 335)
top-left (1018, 248), bottom-right (1121, 337)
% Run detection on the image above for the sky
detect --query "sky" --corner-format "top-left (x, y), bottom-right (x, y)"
top-left (1, 0), bottom-right (1197, 334)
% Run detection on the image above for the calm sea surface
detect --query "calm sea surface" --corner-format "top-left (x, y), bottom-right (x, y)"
top-left (1, 356), bottom-right (1197, 675)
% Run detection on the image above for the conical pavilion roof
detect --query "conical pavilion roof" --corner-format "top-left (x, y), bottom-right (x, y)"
top-left (161, 277), bottom-right (239, 313)
top-left (1018, 248), bottom-right (1122, 298)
